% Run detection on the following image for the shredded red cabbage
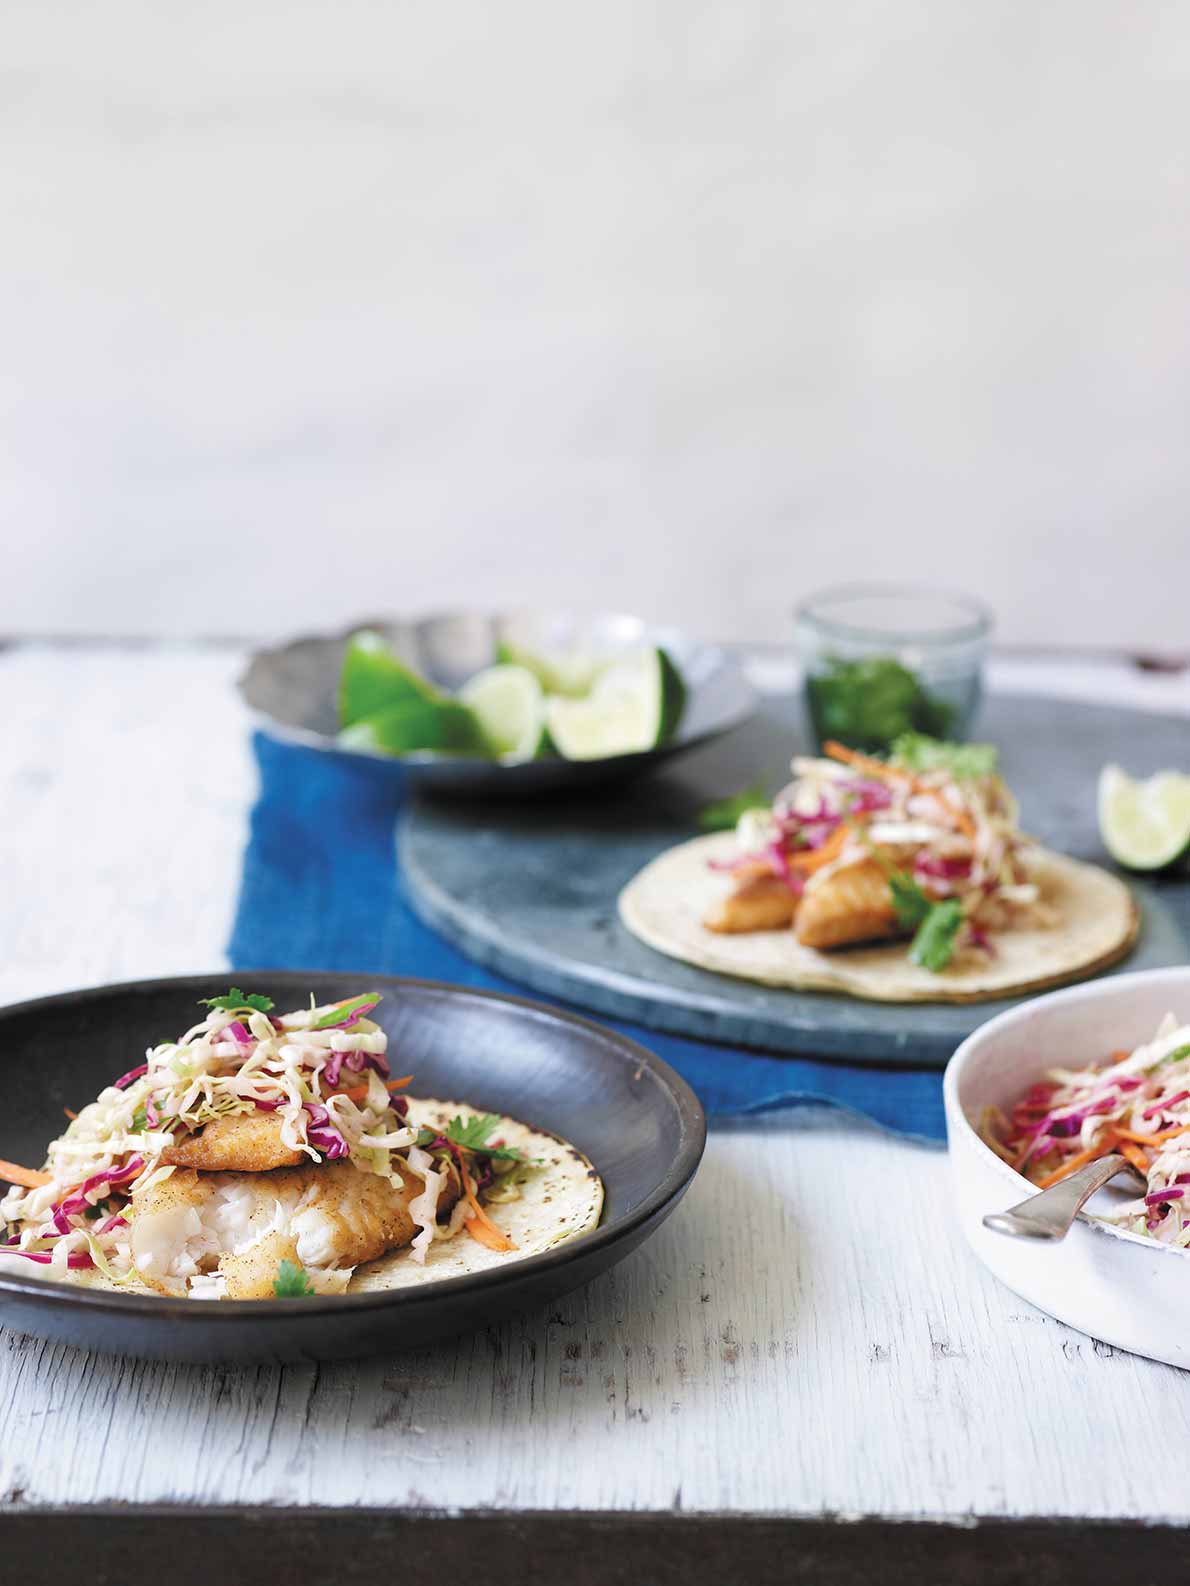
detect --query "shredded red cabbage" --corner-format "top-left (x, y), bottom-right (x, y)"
top-left (1144, 1090), bottom-right (1190, 1120)
top-left (112, 1063), bottom-right (148, 1091)
top-left (303, 1103), bottom-right (349, 1160)
top-left (49, 1156), bottom-right (145, 1236)
top-left (915, 854), bottom-right (972, 881)
top-left (837, 779), bottom-right (893, 814)
top-left (6, 1248), bottom-right (94, 1269)
top-left (323, 1048), bottom-right (390, 1088)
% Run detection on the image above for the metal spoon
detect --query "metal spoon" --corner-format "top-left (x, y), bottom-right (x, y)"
top-left (982, 1153), bottom-right (1146, 1242)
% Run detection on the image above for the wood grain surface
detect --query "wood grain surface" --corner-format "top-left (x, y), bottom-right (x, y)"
top-left (0, 643), bottom-right (1188, 1522)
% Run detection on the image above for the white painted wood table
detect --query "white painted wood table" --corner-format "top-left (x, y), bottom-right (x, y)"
top-left (0, 640), bottom-right (1187, 1583)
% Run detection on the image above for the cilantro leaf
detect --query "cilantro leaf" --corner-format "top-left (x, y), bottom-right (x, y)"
top-left (129, 1104), bottom-right (148, 1133)
top-left (417, 1114), bottom-right (524, 1162)
top-left (446, 1113), bottom-right (502, 1150)
top-left (697, 782), bottom-right (770, 832)
top-left (888, 871), bottom-right (932, 930)
top-left (890, 733), bottom-right (997, 779)
top-left (198, 988), bottom-right (275, 1014)
top-left (273, 1260), bottom-right (315, 1298)
top-left (888, 872), bottom-right (965, 968)
top-left (908, 897), bottom-right (964, 972)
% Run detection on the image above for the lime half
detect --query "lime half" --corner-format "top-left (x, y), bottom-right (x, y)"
top-left (494, 639), bottom-right (600, 699)
top-left (1099, 764), bottom-right (1190, 871)
top-left (546, 646), bottom-right (686, 761)
top-left (459, 664), bottom-right (548, 760)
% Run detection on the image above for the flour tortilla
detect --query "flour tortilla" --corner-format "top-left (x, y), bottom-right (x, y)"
top-left (619, 833), bottom-right (1138, 1004)
top-left (32, 1097), bottom-right (603, 1298)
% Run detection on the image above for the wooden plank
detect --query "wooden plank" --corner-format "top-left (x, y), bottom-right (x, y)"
top-left (2, 1508), bottom-right (1189, 1586)
top-left (0, 644), bottom-right (251, 1008)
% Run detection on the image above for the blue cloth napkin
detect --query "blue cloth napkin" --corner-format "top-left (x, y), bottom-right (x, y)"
top-left (229, 735), bottom-right (945, 1141)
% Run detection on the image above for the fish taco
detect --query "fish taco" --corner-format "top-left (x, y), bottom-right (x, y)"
top-left (620, 735), bottom-right (1137, 1004)
top-left (0, 990), bottom-right (603, 1298)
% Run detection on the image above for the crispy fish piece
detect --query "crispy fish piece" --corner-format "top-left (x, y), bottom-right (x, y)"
top-left (794, 858), bottom-right (902, 950)
top-left (703, 861), bottom-right (798, 933)
top-left (161, 1110), bottom-right (305, 1173)
top-left (131, 1159), bottom-right (462, 1299)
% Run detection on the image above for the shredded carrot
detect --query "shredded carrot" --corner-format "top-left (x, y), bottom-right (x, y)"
top-left (789, 822), bottom-right (852, 875)
top-left (62, 1107), bottom-right (77, 1121)
top-left (924, 791), bottom-right (977, 840)
top-left (0, 1160), bottom-right (52, 1189)
top-left (463, 1212), bottom-right (515, 1252)
top-left (1032, 1126), bottom-right (1173, 1189)
top-left (459, 1164), bottom-right (515, 1253)
top-left (1117, 1122), bottom-right (1190, 1146)
top-left (339, 1073), bottom-right (413, 1105)
top-left (1035, 1144), bottom-right (1106, 1189)
top-left (822, 740), bottom-right (976, 837)
top-left (822, 741), bottom-right (900, 783)
top-left (1117, 1139), bottom-right (1151, 1176)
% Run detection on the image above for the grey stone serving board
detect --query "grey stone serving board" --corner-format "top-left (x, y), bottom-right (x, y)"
top-left (399, 694), bottom-right (1190, 1065)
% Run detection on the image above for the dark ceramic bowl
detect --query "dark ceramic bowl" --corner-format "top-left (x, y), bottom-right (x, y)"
top-left (237, 609), bottom-right (757, 796)
top-left (0, 973), bottom-right (705, 1363)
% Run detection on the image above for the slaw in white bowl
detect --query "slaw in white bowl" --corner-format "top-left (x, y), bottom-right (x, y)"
top-left (945, 966), bottom-right (1190, 1369)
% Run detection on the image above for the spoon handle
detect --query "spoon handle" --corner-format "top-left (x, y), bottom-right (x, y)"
top-left (982, 1153), bottom-right (1136, 1242)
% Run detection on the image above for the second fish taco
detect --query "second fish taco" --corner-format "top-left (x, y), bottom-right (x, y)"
top-left (620, 735), bottom-right (1137, 1004)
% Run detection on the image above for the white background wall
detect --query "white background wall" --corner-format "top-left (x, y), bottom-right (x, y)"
top-left (4, 1), bottom-right (1189, 649)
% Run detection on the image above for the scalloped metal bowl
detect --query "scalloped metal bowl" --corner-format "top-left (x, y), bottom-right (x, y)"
top-left (237, 610), bottom-right (757, 795)
top-left (945, 966), bottom-right (1190, 1368)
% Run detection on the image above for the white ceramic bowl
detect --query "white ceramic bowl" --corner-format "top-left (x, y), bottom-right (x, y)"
top-left (945, 966), bottom-right (1190, 1368)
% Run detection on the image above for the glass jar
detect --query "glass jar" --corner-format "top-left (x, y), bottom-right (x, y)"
top-left (795, 583), bottom-right (992, 753)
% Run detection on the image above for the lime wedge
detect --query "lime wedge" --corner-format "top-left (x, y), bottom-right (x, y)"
top-left (1099, 764), bottom-right (1190, 871)
top-left (339, 697), bottom-right (483, 756)
top-left (459, 664), bottom-right (548, 760)
top-left (339, 630), bottom-right (434, 728)
top-left (494, 639), bottom-right (600, 699)
top-left (545, 646), bottom-right (686, 760)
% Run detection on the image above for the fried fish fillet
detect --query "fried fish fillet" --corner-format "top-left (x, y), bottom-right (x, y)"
top-left (703, 862), bottom-right (799, 933)
top-left (161, 1110), bottom-right (306, 1172)
top-left (131, 1158), bottom-right (461, 1299)
top-left (794, 858), bottom-right (901, 950)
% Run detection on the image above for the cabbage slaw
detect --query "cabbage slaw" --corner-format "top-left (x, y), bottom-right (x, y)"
top-left (982, 1015), bottom-right (1190, 1247)
top-left (722, 734), bottom-right (1049, 965)
top-left (0, 991), bottom-right (432, 1281)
